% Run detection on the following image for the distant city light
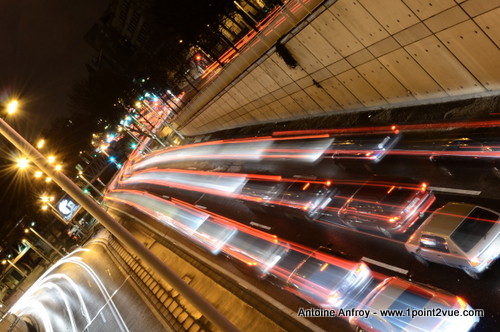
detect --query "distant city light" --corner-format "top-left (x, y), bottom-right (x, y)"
top-left (47, 155), bottom-right (56, 164)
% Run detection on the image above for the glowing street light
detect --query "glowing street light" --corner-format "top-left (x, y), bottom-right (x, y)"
top-left (34, 170), bottom-right (43, 178)
top-left (40, 195), bottom-right (54, 203)
top-left (17, 157), bottom-right (29, 169)
top-left (7, 100), bottom-right (19, 115)
top-left (36, 139), bottom-right (45, 149)
top-left (47, 155), bottom-right (56, 164)
top-left (0, 113), bottom-right (239, 331)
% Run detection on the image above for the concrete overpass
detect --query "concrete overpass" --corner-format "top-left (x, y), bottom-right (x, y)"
top-left (175, 0), bottom-right (500, 136)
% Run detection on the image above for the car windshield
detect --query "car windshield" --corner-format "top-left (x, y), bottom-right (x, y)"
top-left (292, 256), bottom-right (348, 290)
top-left (381, 284), bottom-right (444, 329)
top-left (350, 184), bottom-right (416, 211)
top-left (450, 208), bottom-right (497, 252)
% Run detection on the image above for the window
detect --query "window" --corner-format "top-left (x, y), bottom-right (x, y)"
top-left (420, 234), bottom-right (449, 252)
top-left (450, 208), bottom-right (497, 253)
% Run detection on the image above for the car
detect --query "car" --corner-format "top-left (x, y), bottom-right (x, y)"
top-left (242, 180), bottom-right (335, 220)
top-left (338, 176), bottom-right (435, 237)
top-left (331, 134), bottom-right (401, 163)
top-left (350, 277), bottom-right (480, 332)
top-left (429, 138), bottom-right (500, 178)
top-left (286, 247), bottom-right (372, 309)
top-left (405, 202), bottom-right (500, 278)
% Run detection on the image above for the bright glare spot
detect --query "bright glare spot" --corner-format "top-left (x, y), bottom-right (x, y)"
top-left (17, 158), bottom-right (29, 169)
top-left (54, 164), bottom-right (63, 171)
top-left (7, 100), bottom-right (18, 114)
top-left (41, 205), bottom-right (48, 211)
top-left (34, 171), bottom-right (43, 178)
top-left (47, 155), bottom-right (56, 164)
top-left (45, 177), bottom-right (52, 183)
top-left (36, 139), bottom-right (45, 149)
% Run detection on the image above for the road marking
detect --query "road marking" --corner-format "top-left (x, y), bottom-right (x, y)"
top-left (362, 257), bottom-right (408, 275)
top-left (249, 221), bottom-right (272, 230)
top-left (195, 204), bottom-right (207, 209)
top-left (292, 175), bottom-right (317, 180)
top-left (429, 186), bottom-right (481, 196)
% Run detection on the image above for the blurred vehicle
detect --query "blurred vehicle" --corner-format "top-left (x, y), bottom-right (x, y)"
top-left (350, 277), bottom-right (479, 332)
top-left (223, 232), bottom-right (289, 277)
top-left (332, 134), bottom-right (401, 164)
top-left (429, 138), bottom-right (500, 177)
top-left (286, 247), bottom-right (372, 309)
top-left (406, 202), bottom-right (500, 279)
top-left (243, 180), bottom-right (335, 220)
top-left (338, 176), bottom-right (435, 237)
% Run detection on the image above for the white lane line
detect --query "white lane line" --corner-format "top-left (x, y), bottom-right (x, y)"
top-left (362, 257), bottom-right (408, 275)
top-left (429, 186), bottom-right (481, 196)
top-left (249, 221), bottom-right (272, 230)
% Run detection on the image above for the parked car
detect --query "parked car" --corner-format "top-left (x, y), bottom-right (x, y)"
top-left (338, 176), bottom-right (435, 237)
top-left (429, 138), bottom-right (500, 178)
top-left (350, 277), bottom-right (480, 332)
top-left (406, 202), bottom-right (500, 278)
top-left (286, 247), bottom-right (372, 309)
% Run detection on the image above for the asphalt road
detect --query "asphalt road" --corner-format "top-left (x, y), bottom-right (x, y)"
top-left (108, 124), bottom-right (500, 331)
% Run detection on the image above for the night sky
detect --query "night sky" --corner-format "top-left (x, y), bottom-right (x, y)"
top-left (0, 0), bottom-right (111, 134)
top-left (0, 0), bottom-right (111, 234)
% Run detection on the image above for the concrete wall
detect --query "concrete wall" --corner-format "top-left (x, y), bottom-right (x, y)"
top-left (180, 0), bottom-right (500, 135)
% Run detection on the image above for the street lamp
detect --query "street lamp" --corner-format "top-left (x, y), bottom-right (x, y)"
top-left (36, 139), bottom-right (45, 149)
top-left (24, 227), bottom-right (64, 257)
top-left (21, 239), bottom-right (50, 263)
top-left (6, 100), bottom-right (19, 115)
top-left (0, 112), bottom-right (239, 331)
top-left (1, 259), bottom-right (27, 277)
top-left (77, 171), bottom-right (104, 197)
top-left (16, 157), bottom-right (30, 169)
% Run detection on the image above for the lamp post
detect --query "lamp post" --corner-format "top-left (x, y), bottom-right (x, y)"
top-left (77, 171), bottom-right (103, 197)
top-left (40, 196), bottom-right (68, 225)
top-left (1, 259), bottom-right (27, 277)
top-left (21, 239), bottom-right (50, 263)
top-left (0, 113), bottom-right (239, 332)
top-left (24, 227), bottom-right (64, 257)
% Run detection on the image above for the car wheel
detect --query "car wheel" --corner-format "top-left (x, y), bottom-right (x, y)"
top-left (412, 252), bottom-right (428, 267)
top-left (463, 267), bottom-right (480, 280)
